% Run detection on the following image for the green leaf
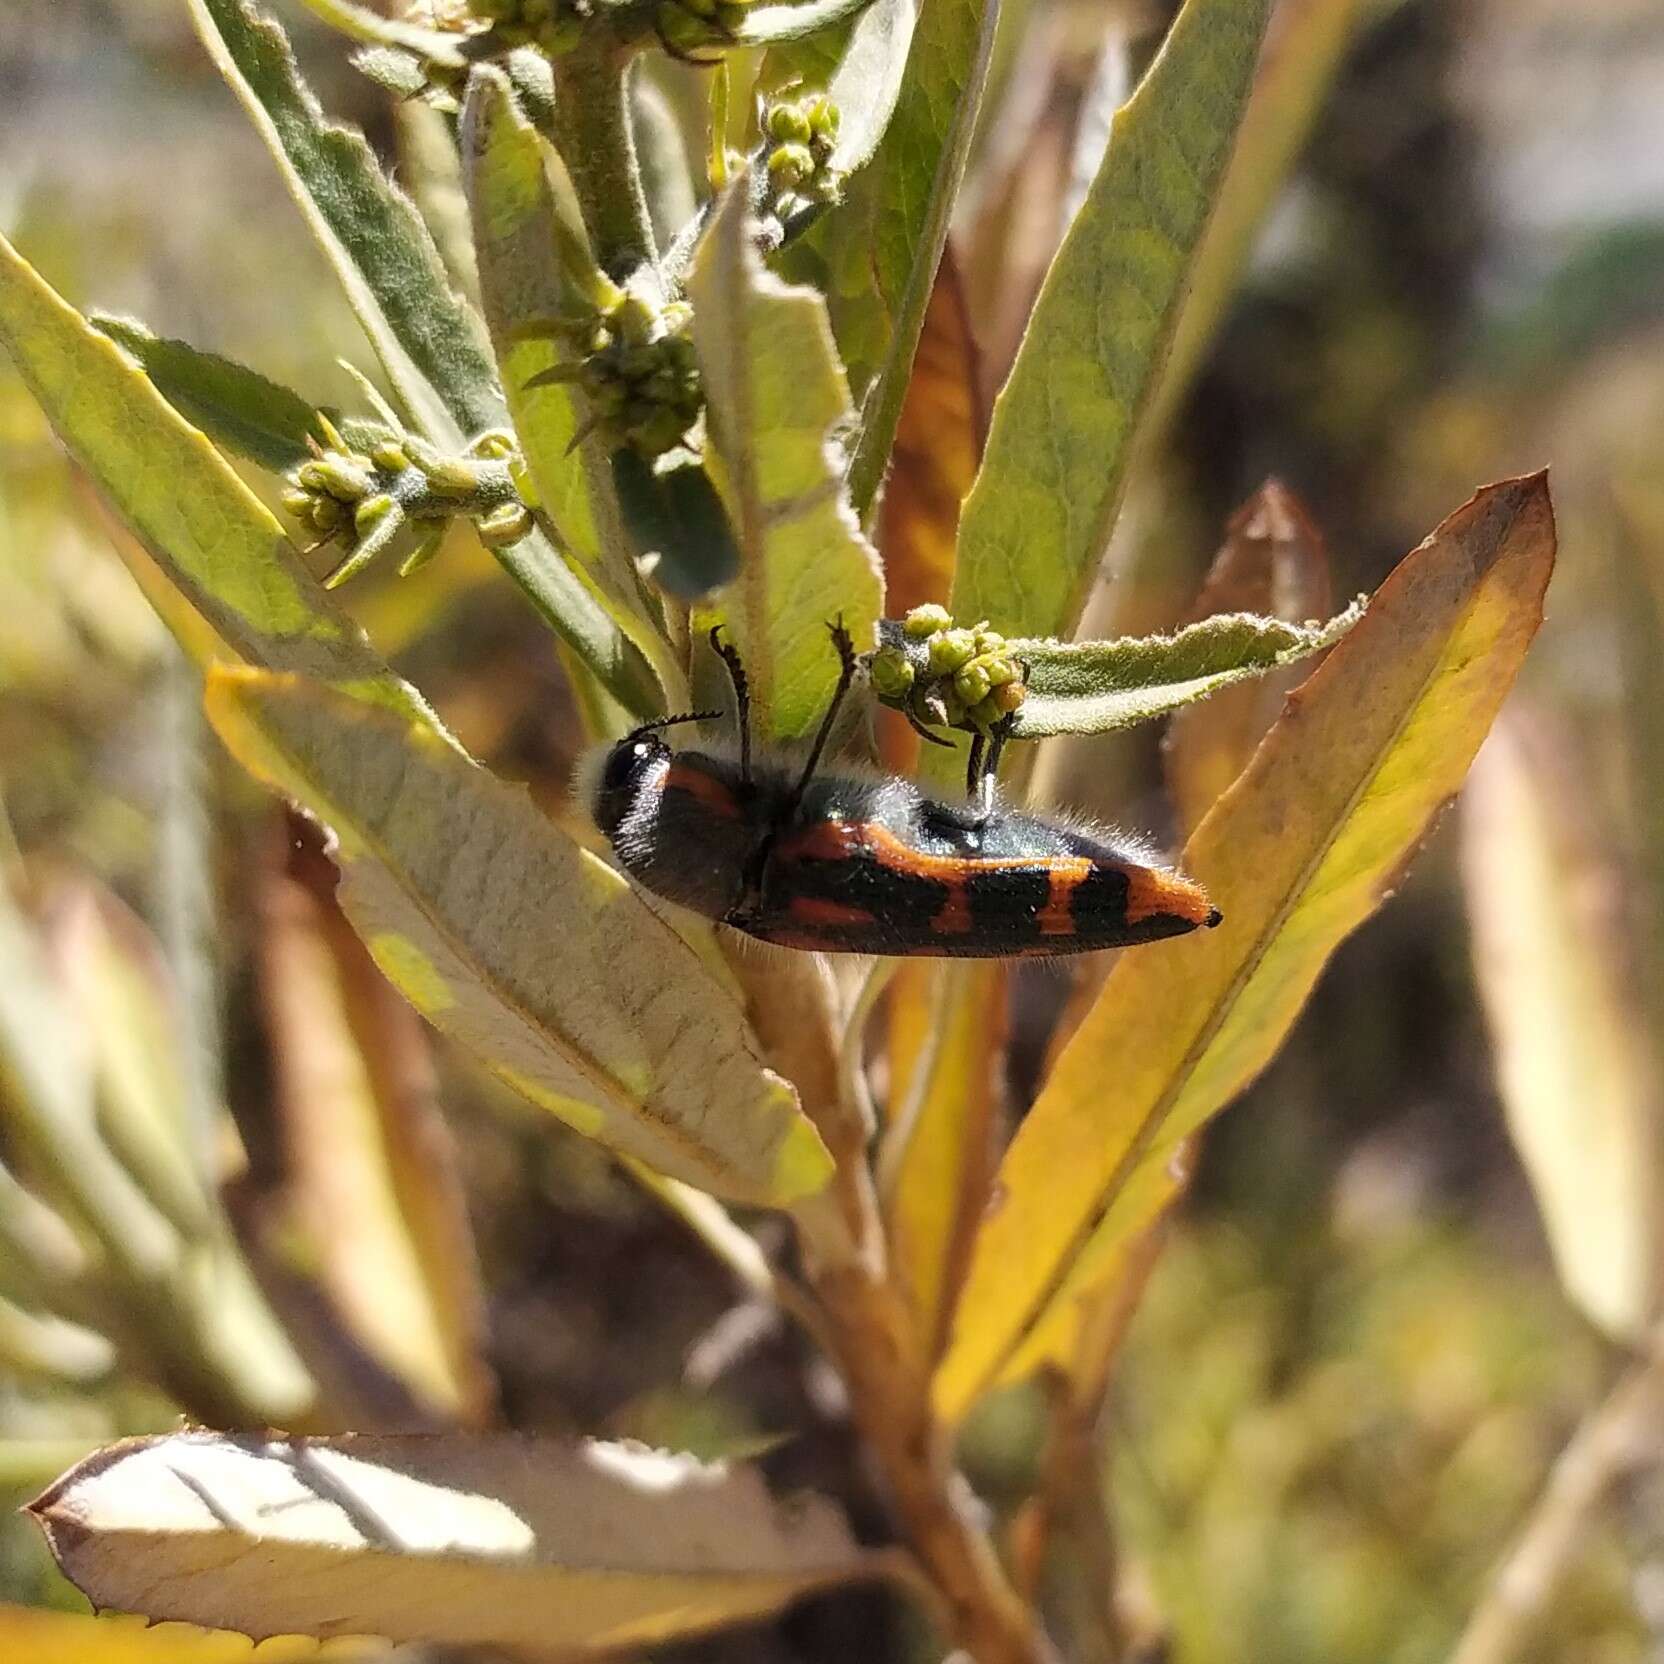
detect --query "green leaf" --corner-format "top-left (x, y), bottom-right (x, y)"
top-left (1143, 0), bottom-right (1368, 446)
top-left (89, 314), bottom-right (325, 474)
top-left (934, 475), bottom-right (1556, 1419)
top-left (687, 180), bottom-right (883, 741)
top-left (188, 0), bottom-right (502, 448)
top-left (294, 0), bottom-right (467, 63)
top-left (205, 668), bottom-right (833, 1208)
top-left (32, 1431), bottom-right (879, 1653)
top-left (736, 0), bottom-right (882, 46)
top-left (1005, 603), bottom-right (1361, 739)
top-left (819, 0), bottom-right (919, 179)
top-left (0, 232), bottom-right (441, 731)
top-left (611, 449), bottom-right (741, 602)
top-left (773, 0), bottom-right (998, 520)
top-left (460, 68), bottom-right (666, 717)
top-left (1462, 713), bottom-right (1658, 1341)
top-left (949, 0), bottom-right (1274, 643)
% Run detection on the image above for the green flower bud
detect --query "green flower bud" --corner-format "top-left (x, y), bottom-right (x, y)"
top-left (869, 647), bottom-right (916, 700)
top-left (928, 627), bottom-right (976, 675)
top-left (954, 662), bottom-right (992, 708)
top-left (369, 439), bottom-right (409, 473)
top-left (804, 94), bottom-right (840, 140)
top-left (768, 143), bottom-right (814, 189)
top-left (308, 496), bottom-right (345, 533)
top-left (469, 428), bottom-right (519, 460)
top-left (904, 602), bottom-right (953, 638)
top-left (281, 487), bottom-right (314, 519)
top-left (353, 493), bottom-right (398, 537)
top-left (477, 501), bottom-right (533, 547)
top-left (767, 102), bottom-right (812, 146)
top-left (982, 656), bottom-right (1018, 687)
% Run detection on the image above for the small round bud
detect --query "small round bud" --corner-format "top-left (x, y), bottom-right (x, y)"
top-left (992, 681), bottom-right (1027, 715)
top-left (904, 602), bottom-right (953, 638)
top-left (281, 487), bottom-right (314, 519)
top-left (767, 102), bottom-right (812, 146)
top-left (981, 656), bottom-right (1018, 687)
top-left (954, 662), bottom-right (992, 707)
top-left (803, 94), bottom-right (840, 141)
top-left (370, 439), bottom-right (410, 473)
top-left (614, 293), bottom-right (659, 348)
top-left (308, 497), bottom-right (345, 533)
top-left (868, 647), bottom-right (916, 699)
top-left (768, 143), bottom-right (815, 189)
top-left (928, 628), bottom-right (976, 675)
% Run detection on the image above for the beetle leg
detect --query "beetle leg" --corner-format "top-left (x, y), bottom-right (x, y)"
top-left (708, 624), bottom-right (753, 788)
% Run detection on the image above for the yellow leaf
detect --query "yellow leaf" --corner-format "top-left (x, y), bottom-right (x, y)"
top-left (935, 474), bottom-right (1557, 1419)
top-left (31, 1432), bottom-right (879, 1654)
top-left (0, 1603), bottom-right (334, 1664)
top-left (1462, 710), bottom-right (1658, 1339)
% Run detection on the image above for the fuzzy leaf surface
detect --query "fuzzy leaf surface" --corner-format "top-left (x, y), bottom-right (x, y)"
top-left (772, 0), bottom-right (997, 518)
top-left (460, 67), bottom-right (663, 716)
top-left (688, 182), bottom-right (883, 741)
top-left (295, 0), bottom-right (467, 62)
top-left (205, 669), bottom-right (831, 1207)
top-left (189, 0), bottom-right (502, 447)
top-left (950, 0), bottom-right (1273, 642)
top-left (1006, 602), bottom-right (1360, 739)
top-left (31, 1432), bottom-right (873, 1652)
top-left (936, 475), bottom-right (1556, 1418)
top-left (89, 315), bottom-right (325, 474)
top-left (0, 233), bottom-right (437, 729)
top-left (737, 0), bottom-right (883, 45)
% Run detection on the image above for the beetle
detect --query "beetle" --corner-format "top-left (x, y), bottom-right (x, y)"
top-left (585, 622), bottom-right (1220, 957)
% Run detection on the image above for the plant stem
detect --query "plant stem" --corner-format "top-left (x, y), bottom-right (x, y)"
top-left (547, 47), bottom-right (658, 277)
top-left (1449, 1340), bottom-right (1664, 1664)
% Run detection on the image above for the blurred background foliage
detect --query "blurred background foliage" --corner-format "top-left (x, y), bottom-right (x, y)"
top-left (5, 1), bottom-right (1664, 1661)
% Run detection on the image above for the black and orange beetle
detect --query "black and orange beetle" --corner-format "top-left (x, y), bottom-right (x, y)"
top-left (586, 623), bottom-right (1220, 958)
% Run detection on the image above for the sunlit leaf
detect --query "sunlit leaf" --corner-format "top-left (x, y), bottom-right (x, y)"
top-left (32, 1432), bottom-right (878, 1652)
top-left (205, 669), bottom-right (832, 1208)
top-left (1143, 0), bottom-right (1369, 445)
top-left (459, 66), bottom-right (665, 717)
top-left (89, 314), bottom-right (325, 474)
top-left (1165, 479), bottom-right (1335, 833)
top-left (734, 0), bottom-right (882, 46)
top-left (772, 0), bottom-right (999, 519)
top-left (1462, 711), bottom-right (1658, 1340)
top-left (949, 0), bottom-right (1274, 647)
top-left (188, 0), bottom-right (502, 448)
top-left (935, 475), bottom-right (1556, 1418)
top-left (886, 962), bottom-right (1005, 1358)
top-left (1004, 604), bottom-right (1360, 740)
top-left (254, 827), bottom-right (495, 1419)
top-left (687, 180), bottom-right (883, 741)
top-left (0, 232), bottom-right (442, 734)
top-left (294, 0), bottom-right (467, 63)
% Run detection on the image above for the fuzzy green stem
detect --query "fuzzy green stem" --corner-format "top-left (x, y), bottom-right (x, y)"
top-left (548, 47), bottom-right (658, 278)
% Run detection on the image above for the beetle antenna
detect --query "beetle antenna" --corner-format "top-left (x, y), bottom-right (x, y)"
top-left (622, 709), bottom-right (722, 746)
top-left (708, 625), bottom-right (753, 787)
top-left (784, 618), bottom-right (857, 816)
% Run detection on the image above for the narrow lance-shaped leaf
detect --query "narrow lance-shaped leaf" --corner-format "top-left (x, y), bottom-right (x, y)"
top-left (1003, 604), bottom-right (1360, 739)
top-left (688, 180), bottom-right (883, 740)
top-left (31, 1432), bottom-right (879, 1653)
top-left (1462, 712), bottom-right (1658, 1341)
top-left (950, 0), bottom-right (1274, 645)
top-left (294, 0), bottom-right (468, 62)
top-left (90, 314), bottom-right (326, 474)
top-left (935, 474), bottom-right (1556, 1419)
top-left (773, 0), bottom-right (999, 520)
top-left (459, 66), bottom-right (666, 717)
top-left (1165, 479), bottom-right (1336, 833)
top-left (0, 233), bottom-right (441, 733)
top-left (188, 0), bottom-right (502, 447)
top-left (205, 668), bottom-right (833, 1208)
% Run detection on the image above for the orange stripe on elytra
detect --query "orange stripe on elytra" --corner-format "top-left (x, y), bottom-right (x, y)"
top-left (786, 896), bottom-right (876, 928)
top-left (664, 762), bottom-right (743, 821)
top-left (773, 817), bottom-right (1095, 887)
top-left (1037, 866), bottom-right (1088, 934)
top-left (932, 881), bottom-right (973, 934)
top-left (1118, 863), bottom-right (1213, 926)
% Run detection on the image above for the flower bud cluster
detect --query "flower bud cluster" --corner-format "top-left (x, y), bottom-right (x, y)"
top-left (467, 0), bottom-right (592, 57)
top-left (282, 418), bottom-right (530, 588)
top-left (655, 0), bottom-right (760, 58)
top-left (868, 605), bottom-right (1028, 736)
top-left (546, 290), bottom-right (704, 458)
top-left (761, 92), bottom-right (842, 224)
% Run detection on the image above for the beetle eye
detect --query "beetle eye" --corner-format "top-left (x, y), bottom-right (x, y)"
top-left (602, 740), bottom-right (654, 796)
